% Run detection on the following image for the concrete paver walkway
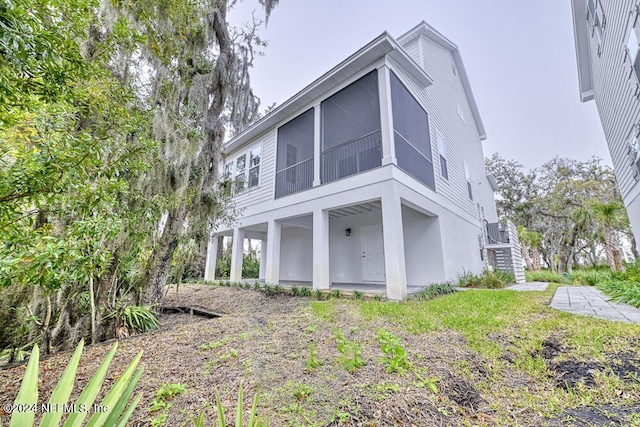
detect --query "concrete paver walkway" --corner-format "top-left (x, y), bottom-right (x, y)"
top-left (550, 286), bottom-right (640, 324)
top-left (506, 282), bottom-right (550, 291)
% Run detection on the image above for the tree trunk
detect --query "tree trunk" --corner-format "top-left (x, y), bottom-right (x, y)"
top-left (89, 274), bottom-right (97, 345)
top-left (43, 294), bottom-right (52, 354)
top-left (603, 226), bottom-right (617, 272)
top-left (532, 247), bottom-right (541, 271)
top-left (144, 207), bottom-right (187, 305)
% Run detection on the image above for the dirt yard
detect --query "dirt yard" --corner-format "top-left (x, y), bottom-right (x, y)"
top-left (1, 283), bottom-right (639, 426)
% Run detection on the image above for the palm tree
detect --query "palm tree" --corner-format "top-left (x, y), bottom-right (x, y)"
top-left (528, 230), bottom-right (543, 271)
top-left (590, 201), bottom-right (627, 272)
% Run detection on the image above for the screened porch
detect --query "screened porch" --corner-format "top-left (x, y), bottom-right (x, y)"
top-left (274, 67), bottom-right (435, 199)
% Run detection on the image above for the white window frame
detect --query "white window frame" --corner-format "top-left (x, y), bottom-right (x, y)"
top-left (223, 142), bottom-right (263, 195)
top-left (625, 6), bottom-right (640, 98)
top-left (436, 130), bottom-right (448, 180)
top-left (464, 161), bottom-right (473, 201)
top-left (457, 104), bottom-right (465, 123)
top-left (248, 146), bottom-right (262, 188)
top-left (586, 0), bottom-right (606, 56)
top-left (627, 126), bottom-right (640, 181)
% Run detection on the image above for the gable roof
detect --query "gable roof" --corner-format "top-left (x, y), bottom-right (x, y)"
top-left (570, 0), bottom-right (595, 102)
top-left (397, 21), bottom-right (487, 140)
top-left (223, 31), bottom-right (433, 155)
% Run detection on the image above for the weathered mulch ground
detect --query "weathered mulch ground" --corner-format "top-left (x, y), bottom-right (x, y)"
top-left (0, 284), bottom-right (638, 426)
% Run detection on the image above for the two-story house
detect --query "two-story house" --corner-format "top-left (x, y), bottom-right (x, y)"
top-left (571, 0), bottom-right (640, 243)
top-left (204, 22), bottom-right (520, 300)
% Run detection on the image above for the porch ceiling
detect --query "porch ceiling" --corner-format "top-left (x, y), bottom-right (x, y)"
top-left (329, 201), bottom-right (382, 219)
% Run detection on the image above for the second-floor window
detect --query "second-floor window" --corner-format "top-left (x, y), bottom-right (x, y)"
top-left (464, 161), bottom-right (473, 200)
top-left (224, 145), bottom-right (262, 195)
top-left (587, 0), bottom-right (605, 55)
top-left (436, 131), bottom-right (448, 180)
top-left (626, 7), bottom-right (640, 95)
top-left (627, 127), bottom-right (640, 180)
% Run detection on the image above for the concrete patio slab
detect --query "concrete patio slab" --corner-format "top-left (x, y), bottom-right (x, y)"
top-left (550, 286), bottom-right (640, 324)
top-left (506, 282), bottom-right (550, 291)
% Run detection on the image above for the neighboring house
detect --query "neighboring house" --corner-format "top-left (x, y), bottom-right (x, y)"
top-left (571, 0), bottom-right (640, 243)
top-left (204, 22), bottom-right (523, 300)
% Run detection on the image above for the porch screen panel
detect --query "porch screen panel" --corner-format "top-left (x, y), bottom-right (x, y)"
top-left (321, 71), bottom-right (382, 183)
top-left (390, 71), bottom-right (435, 190)
top-left (276, 109), bottom-right (314, 198)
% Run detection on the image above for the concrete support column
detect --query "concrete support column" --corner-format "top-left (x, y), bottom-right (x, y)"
top-left (313, 104), bottom-right (322, 186)
top-left (378, 65), bottom-right (396, 166)
top-left (259, 238), bottom-right (267, 281)
top-left (313, 208), bottom-right (331, 290)
top-left (204, 234), bottom-right (219, 281)
top-left (230, 228), bottom-right (245, 282)
top-left (381, 191), bottom-right (407, 300)
top-left (265, 219), bottom-right (281, 284)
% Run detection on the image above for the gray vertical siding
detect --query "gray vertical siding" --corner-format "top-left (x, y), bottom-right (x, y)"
top-left (584, 0), bottom-right (640, 204)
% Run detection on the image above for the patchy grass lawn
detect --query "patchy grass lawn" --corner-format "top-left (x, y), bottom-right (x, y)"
top-left (1, 283), bottom-right (639, 426)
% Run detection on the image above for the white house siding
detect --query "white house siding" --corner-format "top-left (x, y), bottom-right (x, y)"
top-left (578, 0), bottom-right (640, 236)
top-left (391, 36), bottom-right (498, 224)
top-left (279, 226), bottom-right (313, 282)
top-left (226, 130), bottom-right (277, 211)
top-left (401, 205), bottom-right (446, 286)
top-left (403, 38), bottom-right (423, 68)
top-left (329, 210), bottom-right (383, 283)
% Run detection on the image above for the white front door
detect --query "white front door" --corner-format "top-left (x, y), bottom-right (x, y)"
top-left (361, 225), bottom-right (385, 282)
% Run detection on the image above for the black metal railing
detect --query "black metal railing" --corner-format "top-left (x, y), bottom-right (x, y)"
top-left (486, 221), bottom-right (510, 244)
top-left (394, 133), bottom-right (435, 190)
top-left (321, 131), bottom-right (382, 184)
top-left (275, 157), bottom-right (314, 199)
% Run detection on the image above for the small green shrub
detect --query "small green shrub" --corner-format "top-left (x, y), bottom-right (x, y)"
top-left (305, 343), bottom-right (322, 370)
top-left (457, 269), bottom-right (508, 289)
top-left (291, 287), bottom-right (301, 296)
top-left (334, 330), bottom-right (366, 372)
top-left (292, 384), bottom-right (314, 400)
top-left (192, 384), bottom-right (259, 427)
top-left (415, 282), bottom-right (455, 300)
top-left (331, 289), bottom-right (342, 299)
top-left (352, 290), bottom-right (364, 300)
top-left (525, 269), bottom-right (570, 284)
top-left (150, 383), bottom-right (186, 412)
top-left (300, 286), bottom-right (312, 297)
top-left (376, 329), bottom-right (411, 374)
top-left (8, 341), bottom-right (143, 427)
top-left (494, 270), bottom-right (515, 285)
top-left (597, 279), bottom-right (640, 308)
top-left (570, 269), bottom-right (612, 286)
top-left (314, 289), bottom-right (325, 300)
top-left (122, 305), bottom-right (160, 333)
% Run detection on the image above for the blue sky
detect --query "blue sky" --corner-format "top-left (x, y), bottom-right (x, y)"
top-left (229, 0), bottom-right (609, 170)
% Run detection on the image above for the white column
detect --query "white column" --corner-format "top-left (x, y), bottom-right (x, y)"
top-left (313, 104), bottom-right (321, 186)
top-left (230, 228), bottom-right (245, 282)
top-left (381, 191), bottom-right (407, 300)
top-left (378, 65), bottom-right (396, 166)
top-left (313, 208), bottom-right (331, 290)
top-left (204, 234), bottom-right (219, 281)
top-left (259, 238), bottom-right (267, 281)
top-left (265, 219), bottom-right (281, 284)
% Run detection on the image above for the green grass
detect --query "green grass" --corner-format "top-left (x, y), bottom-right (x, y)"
top-left (597, 279), bottom-right (640, 308)
top-left (569, 269), bottom-right (613, 286)
top-left (524, 269), bottom-right (571, 284)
